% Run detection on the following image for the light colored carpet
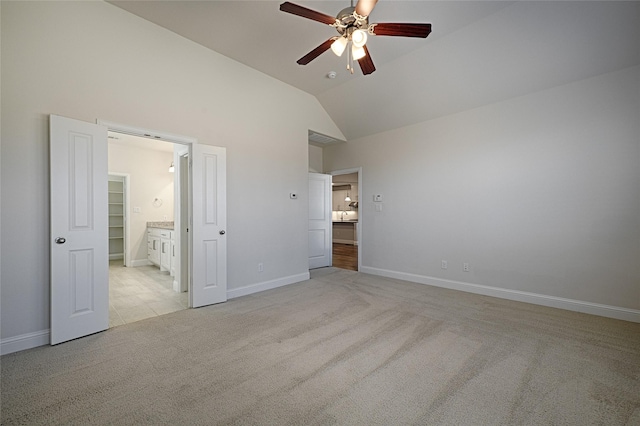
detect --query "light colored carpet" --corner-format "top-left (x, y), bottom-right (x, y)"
top-left (2, 268), bottom-right (639, 425)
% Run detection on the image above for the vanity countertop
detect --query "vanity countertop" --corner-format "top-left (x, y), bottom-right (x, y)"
top-left (147, 221), bottom-right (174, 230)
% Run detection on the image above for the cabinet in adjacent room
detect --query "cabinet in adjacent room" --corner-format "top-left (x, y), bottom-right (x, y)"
top-left (333, 222), bottom-right (357, 245)
top-left (108, 177), bottom-right (125, 260)
top-left (147, 226), bottom-right (173, 274)
top-left (160, 229), bottom-right (171, 273)
top-left (147, 228), bottom-right (161, 266)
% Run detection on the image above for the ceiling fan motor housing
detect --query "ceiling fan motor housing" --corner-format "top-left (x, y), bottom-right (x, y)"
top-left (335, 6), bottom-right (369, 36)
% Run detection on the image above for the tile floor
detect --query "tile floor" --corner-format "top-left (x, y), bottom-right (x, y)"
top-left (109, 260), bottom-right (188, 327)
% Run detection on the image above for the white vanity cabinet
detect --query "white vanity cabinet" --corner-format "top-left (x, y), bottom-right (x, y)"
top-left (147, 226), bottom-right (174, 274)
top-left (147, 228), bottom-right (161, 267)
top-left (159, 229), bottom-right (171, 273)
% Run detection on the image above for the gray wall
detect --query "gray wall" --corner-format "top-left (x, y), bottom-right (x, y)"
top-left (324, 65), bottom-right (640, 316)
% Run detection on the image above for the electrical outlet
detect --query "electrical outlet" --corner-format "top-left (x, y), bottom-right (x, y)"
top-left (258, 263), bottom-right (264, 273)
top-left (463, 263), bottom-right (469, 272)
top-left (441, 260), bottom-right (448, 270)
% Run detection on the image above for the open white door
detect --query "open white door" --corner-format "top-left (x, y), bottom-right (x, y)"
top-left (191, 144), bottom-right (227, 308)
top-left (50, 115), bottom-right (109, 345)
top-left (309, 173), bottom-right (332, 269)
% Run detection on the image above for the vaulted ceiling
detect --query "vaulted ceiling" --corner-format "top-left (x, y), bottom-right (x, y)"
top-left (109, 1), bottom-right (639, 141)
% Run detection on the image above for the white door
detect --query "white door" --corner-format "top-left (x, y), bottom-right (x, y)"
top-left (190, 144), bottom-right (227, 308)
top-left (309, 173), bottom-right (332, 269)
top-left (50, 115), bottom-right (109, 345)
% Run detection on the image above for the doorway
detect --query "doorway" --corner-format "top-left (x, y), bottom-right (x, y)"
top-left (331, 168), bottom-right (361, 271)
top-left (107, 132), bottom-right (188, 326)
top-left (50, 114), bottom-right (228, 344)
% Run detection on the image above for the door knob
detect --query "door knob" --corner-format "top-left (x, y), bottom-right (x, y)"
top-left (55, 237), bottom-right (66, 244)
top-left (219, 230), bottom-right (226, 235)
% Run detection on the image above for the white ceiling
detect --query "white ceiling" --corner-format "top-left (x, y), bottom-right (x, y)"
top-left (108, 1), bottom-right (640, 141)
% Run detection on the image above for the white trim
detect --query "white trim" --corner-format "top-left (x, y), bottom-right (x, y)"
top-left (227, 273), bottom-right (310, 299)
top-left (100, 119), bottom-right (200, 307)
top-left (129, 259), bottom-right (153, 267)
top-left (333, 238), bottom-right (356, 245)
top-left (361, 266), bottom-right (640, 323)
top-left (97, 119), bottom-right (197, 145)
top-left (1, 329), bottom-right (50, 355)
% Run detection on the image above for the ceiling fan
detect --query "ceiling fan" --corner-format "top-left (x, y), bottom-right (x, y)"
top-left (279, 0), bottom-right (431, 75)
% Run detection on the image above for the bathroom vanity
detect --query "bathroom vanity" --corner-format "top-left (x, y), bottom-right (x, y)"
top-left (147, 222), bottom-right (175, 275)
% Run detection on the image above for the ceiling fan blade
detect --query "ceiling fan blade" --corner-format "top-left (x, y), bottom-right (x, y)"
top-left (357, 45), bottom-right (376, 75)
top-left (371, 23), bottom-right (432, 38)
top-left (297, 38), bottom-right (335, 65)
top-left (355, 0), bottom-right (378, 17)
top-left (279, 2), bottom-right (336, 26)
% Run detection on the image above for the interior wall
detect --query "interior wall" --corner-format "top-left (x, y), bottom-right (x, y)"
top-left (108, 142), bottom-right (174, 263)
top-left (308, 144), bottom-right (323, 173)
top-left (0, 1), bottom-right (344, 343)
top-left (324, 65), bottom-right (640, 314)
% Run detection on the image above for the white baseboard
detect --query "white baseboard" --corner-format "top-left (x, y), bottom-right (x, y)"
top-left (6, 269), bottom-right (633, 356)
top-left (1, 329), bottom-right (50, 355)
top-left (334, 239), bottom-right (356, 245)
top-left (129, 259), bottom-right (152, 267)
top-left (361, 266), bottom-right (640, 323)
top-left (227, 272), bottom-right (310, 300)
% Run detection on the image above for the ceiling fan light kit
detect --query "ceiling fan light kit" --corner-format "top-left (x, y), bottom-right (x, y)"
top-left (351, 29), bottom-right (368, 48)
top-left (331, 36), bottom-right (348, 56)
top-left (279, 0), bottom-right (431, 75)
top-left (352, 45), bottom-right (366, 61)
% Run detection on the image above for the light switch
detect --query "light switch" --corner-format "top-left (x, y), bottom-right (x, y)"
top-left (375, 204), bottom-right (383, 212)
top-left (133, 207), bottom-right (141, 213)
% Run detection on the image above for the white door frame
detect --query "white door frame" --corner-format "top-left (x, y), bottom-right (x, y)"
top-left (174, 149), bottom-right (192, 292)
top-left (99, 119), bottom-right (196, 301)
top-left (331, 167), bottom-right (362, 270)
top-left (175, 146), bottom-right (190, 293)
top-left (98, 120), bottom-right (201, 306)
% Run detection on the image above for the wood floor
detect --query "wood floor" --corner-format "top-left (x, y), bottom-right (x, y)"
top-left (333, 243), bottom-right (358, 271)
